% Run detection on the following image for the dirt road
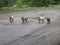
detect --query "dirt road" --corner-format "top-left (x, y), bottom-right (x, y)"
top-left (0, 10), bottom-right (60, 45)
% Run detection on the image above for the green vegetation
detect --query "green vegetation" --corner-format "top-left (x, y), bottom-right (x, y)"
top-left (0, 6), bottom-right (60, 13)
top-left (0, 0), bottom-right (16, 7)
top-left (0, 0), bottom-right (60, 13)
top-left (0, 0), bottom-right (60, 7)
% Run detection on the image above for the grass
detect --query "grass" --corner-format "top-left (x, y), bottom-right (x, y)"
top-left (0, 6), bottom-right (60, 13)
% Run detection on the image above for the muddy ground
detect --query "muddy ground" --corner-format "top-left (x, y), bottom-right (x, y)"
top-left (0, 10), bottom-right (60, 45)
